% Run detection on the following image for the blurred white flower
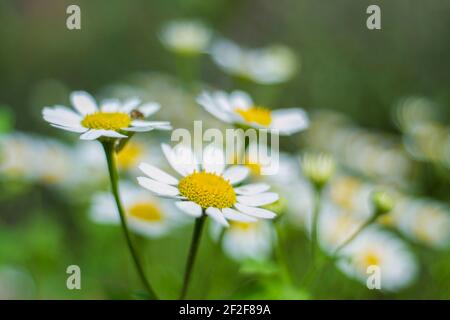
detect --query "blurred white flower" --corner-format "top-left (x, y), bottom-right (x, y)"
top-left (211, 39), bottom-right (298, 85)
top-left (198, 90), bottom-right (308, 135)
top-left (337, 227), bottom-right (418, 291)
top-left (159, 20), bottom-right (212, 55)
top-left (90, 182), bottom-right (183, 238)
top-left (43, 91), bottom-right (171, 140)
top-left (395, 199), bottom-right (450, 249)
top-left (301, 152), bottom-right (335, 189)
top-left (211, 220), bottom-right (276, 262)
top-left (0, 132), bottom-right (72, 187)
top-left (137, 143), bottom-right (278, 227)
top-left (0, 265), bottom-right (36, 299)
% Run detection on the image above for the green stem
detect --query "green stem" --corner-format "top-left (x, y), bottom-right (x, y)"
top-left (333, 215), bottom-right (377, 256)
top-left (275, 222), bottom-right (293, 284)
top-left (179, 214), bottom-right (207, 300)
top-left (102, 140), bottom-right (158, 300)
top-left (310, 186), bottom-right (322, 267)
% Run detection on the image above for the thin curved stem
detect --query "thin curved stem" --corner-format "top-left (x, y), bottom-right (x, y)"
top-left (310, 186), bottom-right (322, 267)
top-left (179, 214), bottom-right (207, 300)
top-left (102, 140), bottom-right (158, 300)
top-left (333, 215), bottom-right (377, 256)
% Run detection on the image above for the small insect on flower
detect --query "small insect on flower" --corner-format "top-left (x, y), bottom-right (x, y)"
top-left (42, 91), bottom-right (171, 140)
top-left (137, 143), bottom-right (279, 227)
top-left (197, 90), bottom-right (309, 136)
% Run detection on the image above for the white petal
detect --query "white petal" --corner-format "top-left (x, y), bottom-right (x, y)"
top-left (229, 90), bottom-right (253, 110)
top-left (222, 166), bottom-right (249, 185)
top-left (235, 183), bottom-right (270, 195)
top-left (161, 143), bottom-right (198, 176)
top-left (206, 207), bottom-right (229, 227)
top-left (121, 98), bottom-right (141, 113)
top-left (137, 177), bottom-right (179, 197)
top-left (222, 208), bottom-right (257, 222)
top-left (122, 126), bottom-right (154, 132)
top-left (43, 106), bottom-right (82, 127)
top-left (237, 192), bottom-right (279, 207)
top-left (131, 120), bottom-right (171, 127)
top-left (138, 102), bottom-right (160, 117)
top-left (100, 99), bottom-right (120, 112)
top-left (175, 201), bottom-right (202, 217)
top-left (270, 108), bottom-right (309, 135)
top-left (79, 129), bottom-right (105, 140)
top-left (50, 124), bottom-right (88, 133)
top-left (70, 91), bottom-right (98, 115)
top-left (197, 92), bottom-right (233, 123)
top-left (101, 130), bottom-right (128, 138)
top-left (202, 145), bottom-right (225, 174)
top-left (234, 203), bottom-right (277, 219)
top-left (139, 163), bottom-right (179, 185)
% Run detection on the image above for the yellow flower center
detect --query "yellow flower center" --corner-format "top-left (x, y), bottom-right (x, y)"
top-left (230, 221), bottom-right (256, 231)
top-left (235, 107), bottom-right (272, 126)
top-left (117, 142), bottom-right (144, 169)
top-left (360, 251), bottom-right (381, 269)
top-left (128, 202), bottom-right (162, 222)
top-left (81, 112), bottom-right (131, 130)
top-left (178, 172), bottom-right (236, 209)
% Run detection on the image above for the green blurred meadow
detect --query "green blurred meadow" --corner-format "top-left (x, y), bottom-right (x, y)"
top-left (0, 0), bottom-right (449, 299)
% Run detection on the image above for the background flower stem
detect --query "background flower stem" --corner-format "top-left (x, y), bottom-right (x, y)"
top-left (310, 186), bottom-right (322, 268)
top-left (179, 213), bottom-right (207, 299)
top-left (102, 140), bottom-right (158, 300)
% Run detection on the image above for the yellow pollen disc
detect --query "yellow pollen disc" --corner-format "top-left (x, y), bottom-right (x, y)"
top-left (235, 107), bottom-right (272, 126)
top-left (81, 112), bottom-right (131, 130)
top-left (117, 142), bottom-right (143, 169)
top-left (178, 172), bottom-right (236, 209)
top-left (230, 221), bottom-right (256, 231)
top-left (128, 202), bottom-right (162, 222)
top-left (361, 251), bottom-right (381, 268)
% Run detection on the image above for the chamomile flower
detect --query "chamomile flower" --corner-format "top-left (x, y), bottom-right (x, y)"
top-left (336, 228), bottom-right (418, 291)
top-left (211, 39), bottom-right (298, 85)
top-left (211, 220), bottom-right (276, 261)
top-left (42, 91), bottom-right (171, 140)
top-left (159, 19), bottom-right (212, 55)
top-left (90, 182), bottom-right (183, 238)
top-left (137, 143), bottom-right (279, 227)
top-left (197, 90), bottom-right (308, 135)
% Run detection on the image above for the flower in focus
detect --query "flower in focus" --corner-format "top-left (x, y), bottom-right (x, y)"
top-left (90, 182), bottom-right (183, 238)
top-left (42, 91), bottom-right (171, 140)
top-left (211, 39), bottom-right (298, 85)
top-left (337, 228), bottom-right (418, 291)
top-left (301, 152), bottom-right (335, 189)
top-left (137, 143), bottom-right (279, 227)
top-left (211, 220), bottom-right (275, 261)
top-left (159, 20), bottom-right (212, 56)
top-left (197, 90), bottom-right (309, 135)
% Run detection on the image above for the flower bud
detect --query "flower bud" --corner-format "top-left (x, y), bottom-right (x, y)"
top-left (301, 153), bottom-right (335, 189)
top-left (371, 190), bottom-right (394, 216)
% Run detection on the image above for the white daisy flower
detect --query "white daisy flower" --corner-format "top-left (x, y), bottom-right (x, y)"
top-left (211, 39), bottom-right (298, 85)
top-left (90, 182), bottom-right (183, 238)
top-left (197, 90), bottom-right (309, 135)
top-left (137, 143), bottom-right (279, 227)
top-left (211, 220), bottom-right (276, 261)
top-left (159, 19), bottom-right (212, 55)
top-left (337, 227), bottom-right (418, 291)
top-left (42, 91), bottom-right (171, 140)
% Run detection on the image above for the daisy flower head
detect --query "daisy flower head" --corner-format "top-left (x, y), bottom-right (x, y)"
top-left (210, 220), bottom-right (276, 262)
top-left (337, 227), bottom-right (418, 291)
top-left (211, 39), bottom-right (298, 85)
top-left (137, 143), bottom-right (279, 227)
top-left (42, 91), bottom-right (171, 140)
top-left (197, 90), bottom-right (309, 136)
top-left (159, 19), bottom-right (212, 56)
top-left (90, 182), bottom-right (183, 238)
